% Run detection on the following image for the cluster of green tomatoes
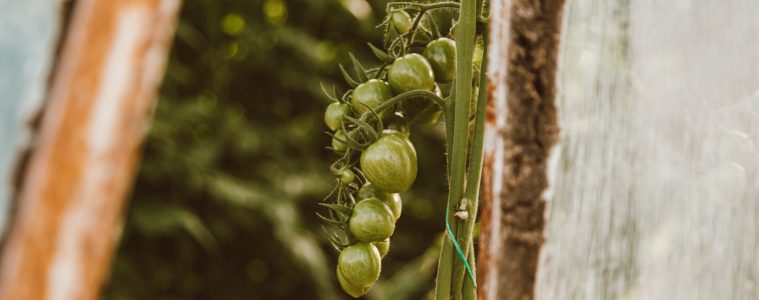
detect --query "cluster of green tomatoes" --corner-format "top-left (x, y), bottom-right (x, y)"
top-left (320, 7), bottom-right (457, 298)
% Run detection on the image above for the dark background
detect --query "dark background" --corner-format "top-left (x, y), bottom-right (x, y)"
top-left (103, 0), bottom-right (451, 299)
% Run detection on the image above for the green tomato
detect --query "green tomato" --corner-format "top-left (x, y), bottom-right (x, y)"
top-left (332, 130), bottom-right (348, 152)
top-left (401, 83), bottom-right (443, 125)
top-left (357, 183), bottom-right (402, 220)
top-left (387, 54), bottom-right (435, 94)
top-left (351, 79), bottom-right (393, 118)
top-left (360, 133), bottom-right (417, 193)
top-left (385, 193), bottom-right (402, 220)
top-left (390, 10), bottom-right (412, 34)
top-left (349, 198), bottom-right (395, 242)
top-left (340, 169), bottom-right (355, 184)
top-left (337, 266), bottom-right (371, 298)
top-left (338, 243), bottom-right (381, 288)
top-left (373, 238), bottom-right (390, 258)
top-left (423, 38), bottom-right (456, 83)
top-left (324, 102), bottom-right (352, 131)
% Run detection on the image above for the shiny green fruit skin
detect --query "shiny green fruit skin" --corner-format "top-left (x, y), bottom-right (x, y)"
top-left (402, 84), bottom-right (443, 125)
top-left (387, 54), bottom-right (435, 94)
top-left (349, 198), bottom-right (396, 242)
top-left (390, 10), bottom-right (412, 34)
top-left (332, 130), bottom-right (348, 152)
top-left (338, 243), bottom-right (381, 288)
top-left (373, 238), bottom-right (390, 258)
top-left (337, 266), bottom-right (371, 298)
top-left (340, 169), bottom-right (355, 184)
top-left (423, 38), bottom-right (456, 83)
top-left (357, 183), bottom-right (402, 220)
top-left (360, 133), bottom-right (417, 193)
top-left (324, 102), bottom-right (352, 131)
top-left (351, 79), bottom-right (393, 118)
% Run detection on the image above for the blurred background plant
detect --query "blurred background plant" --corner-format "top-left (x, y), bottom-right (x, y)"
top-left (103, 0), bottom-right (452, 299)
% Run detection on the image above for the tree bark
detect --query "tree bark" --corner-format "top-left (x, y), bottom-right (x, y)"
top-left (0, 0), bottom-right (181, 299)
top-left (478, 0), bottom-right (565, 299)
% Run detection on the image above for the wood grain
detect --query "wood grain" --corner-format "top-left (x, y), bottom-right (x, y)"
top-left (0, 0), bottom-right (181, 299)
top-left (478, 0), bottom-right (565, 299)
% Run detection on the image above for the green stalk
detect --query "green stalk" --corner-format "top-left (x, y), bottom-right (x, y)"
top-left (452, 29), bottom-right (488, 297)
top-left (434, 0), bottom-right (478, 298)
top-left (462, 243), bottom-right (477, 300)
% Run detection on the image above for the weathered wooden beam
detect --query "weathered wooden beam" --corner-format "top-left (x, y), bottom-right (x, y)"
top-left (478, 0), bottom-right (566, 299)
top-left (0, 0), bottom-right (181, 299)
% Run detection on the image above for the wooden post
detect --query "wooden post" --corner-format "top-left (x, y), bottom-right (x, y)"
top-left (478, 0), bottom-right (566, 299)
top-left (0, 0), bottom-right (181, 299)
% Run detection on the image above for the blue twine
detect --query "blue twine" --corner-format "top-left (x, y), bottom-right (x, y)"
top-left (445, 209), bottom-right (477, 288)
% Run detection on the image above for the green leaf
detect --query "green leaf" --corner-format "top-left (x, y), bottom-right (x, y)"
top-left (349, 53), bottom-right (369, 82)
top-left (318, 203), bottom-right (354, 216)
top-left (368, 43), bottom-right (395, 63)
top-left (339, 63), bottom-right (360, 87)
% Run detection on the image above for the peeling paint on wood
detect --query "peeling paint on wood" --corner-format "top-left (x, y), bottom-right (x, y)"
top-left (0, 0), bottom-right (181, 299)
top-left (479, 0), bottom-right (566, 299)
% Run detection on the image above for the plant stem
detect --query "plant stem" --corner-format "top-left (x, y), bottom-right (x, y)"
top-left (435, 0), bottom-right (477, 298)
top-left (388, 2), bottom-right (460, 10)
top-left (462, 243), bottom-right (477, 300)
top-left (452, 28), bottom-right (489, 298)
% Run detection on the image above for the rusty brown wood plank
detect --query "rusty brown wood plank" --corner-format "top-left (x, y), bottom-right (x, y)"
top-left (0, 0), bottom-right (181, 299)
top-left (478, 0), bottom-right (566, 299)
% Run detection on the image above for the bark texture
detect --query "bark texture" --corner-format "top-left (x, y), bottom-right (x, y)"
top-left (478, 0), bottom-right (565, 299)
top-left (0, 0), bottom-right (181, 299)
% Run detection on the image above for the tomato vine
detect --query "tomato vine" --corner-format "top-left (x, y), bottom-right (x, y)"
top-left (319, 0), bottom-right (489, 298)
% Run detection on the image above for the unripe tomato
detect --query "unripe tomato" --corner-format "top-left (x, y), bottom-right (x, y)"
top-left (332, 130), bottom-right (348, 152)
top-left (337, 266), bottom-right (371, 298)
top-left (340, 169), bottom-right (355, 184)
top-left (381, 129), bottom-right (408, 139)
top-left (373, 238), bottom-right (390, 258)
top-left (338, 243), bottom-right (381, 288)
top-left (423, 38), bottom-right (456, 83)
top-left (358, 183), bottom-right (402, 220)
top-left (351, 79), bottom-right (393, 118)
top-left (390, 10), bottom-right (412, 34)
top-left (387, 54), bottom-right (435, 93)
top-left (360, 133), bottom-right (417, 193)
top-left (324, 102), bottom-right (352, 131)
top-left (401, 83), bottom-right (443, 125)
top-left (349, 198), bottom-right (395, 242)
top-left (386, 193), bottom-right (402, 220)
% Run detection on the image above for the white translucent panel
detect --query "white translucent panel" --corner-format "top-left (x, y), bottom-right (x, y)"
top-left (0, 0), bottom-right (61, 234)
top-left (538, 0), bottom-right (759, 299)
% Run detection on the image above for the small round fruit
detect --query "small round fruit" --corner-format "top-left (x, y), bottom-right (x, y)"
top-left (349, 198), bottom-right (396, 242)
top-left (373, 238), bottom-right (390, 258)
top-left (340, 169), bottom-right (355, 184)
top-left (423, 38), bottom-right (456, 83)
top-left (387, 54), bottom-right (435, 93)
top-left (337, 266), bottom-right (371, 298)
top-left (351, 79), bottom-right (393, 118)
top-left (360, 133), bottom-right (417, 193)
top-left (338, 243), bottom-right (382, 288)
top-left (332, 130), bottom-right (348, 152)
top-left (324, 102), bottom-right (352, 131)
top-left (385, 193), bottom-right (402, 220)
top-left (390, 10), bottom-right (412, 34)
top-left (358, 183), bottom-right (402, 220)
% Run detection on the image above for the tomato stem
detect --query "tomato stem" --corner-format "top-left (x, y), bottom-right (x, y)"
top-left (435, 0), bottom-right (478, 298)
top-left (452, 27), bottom-right (488, 297)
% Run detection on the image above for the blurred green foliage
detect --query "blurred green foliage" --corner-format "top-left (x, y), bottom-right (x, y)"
top-left (104, 0), bottom-right (452, 299)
